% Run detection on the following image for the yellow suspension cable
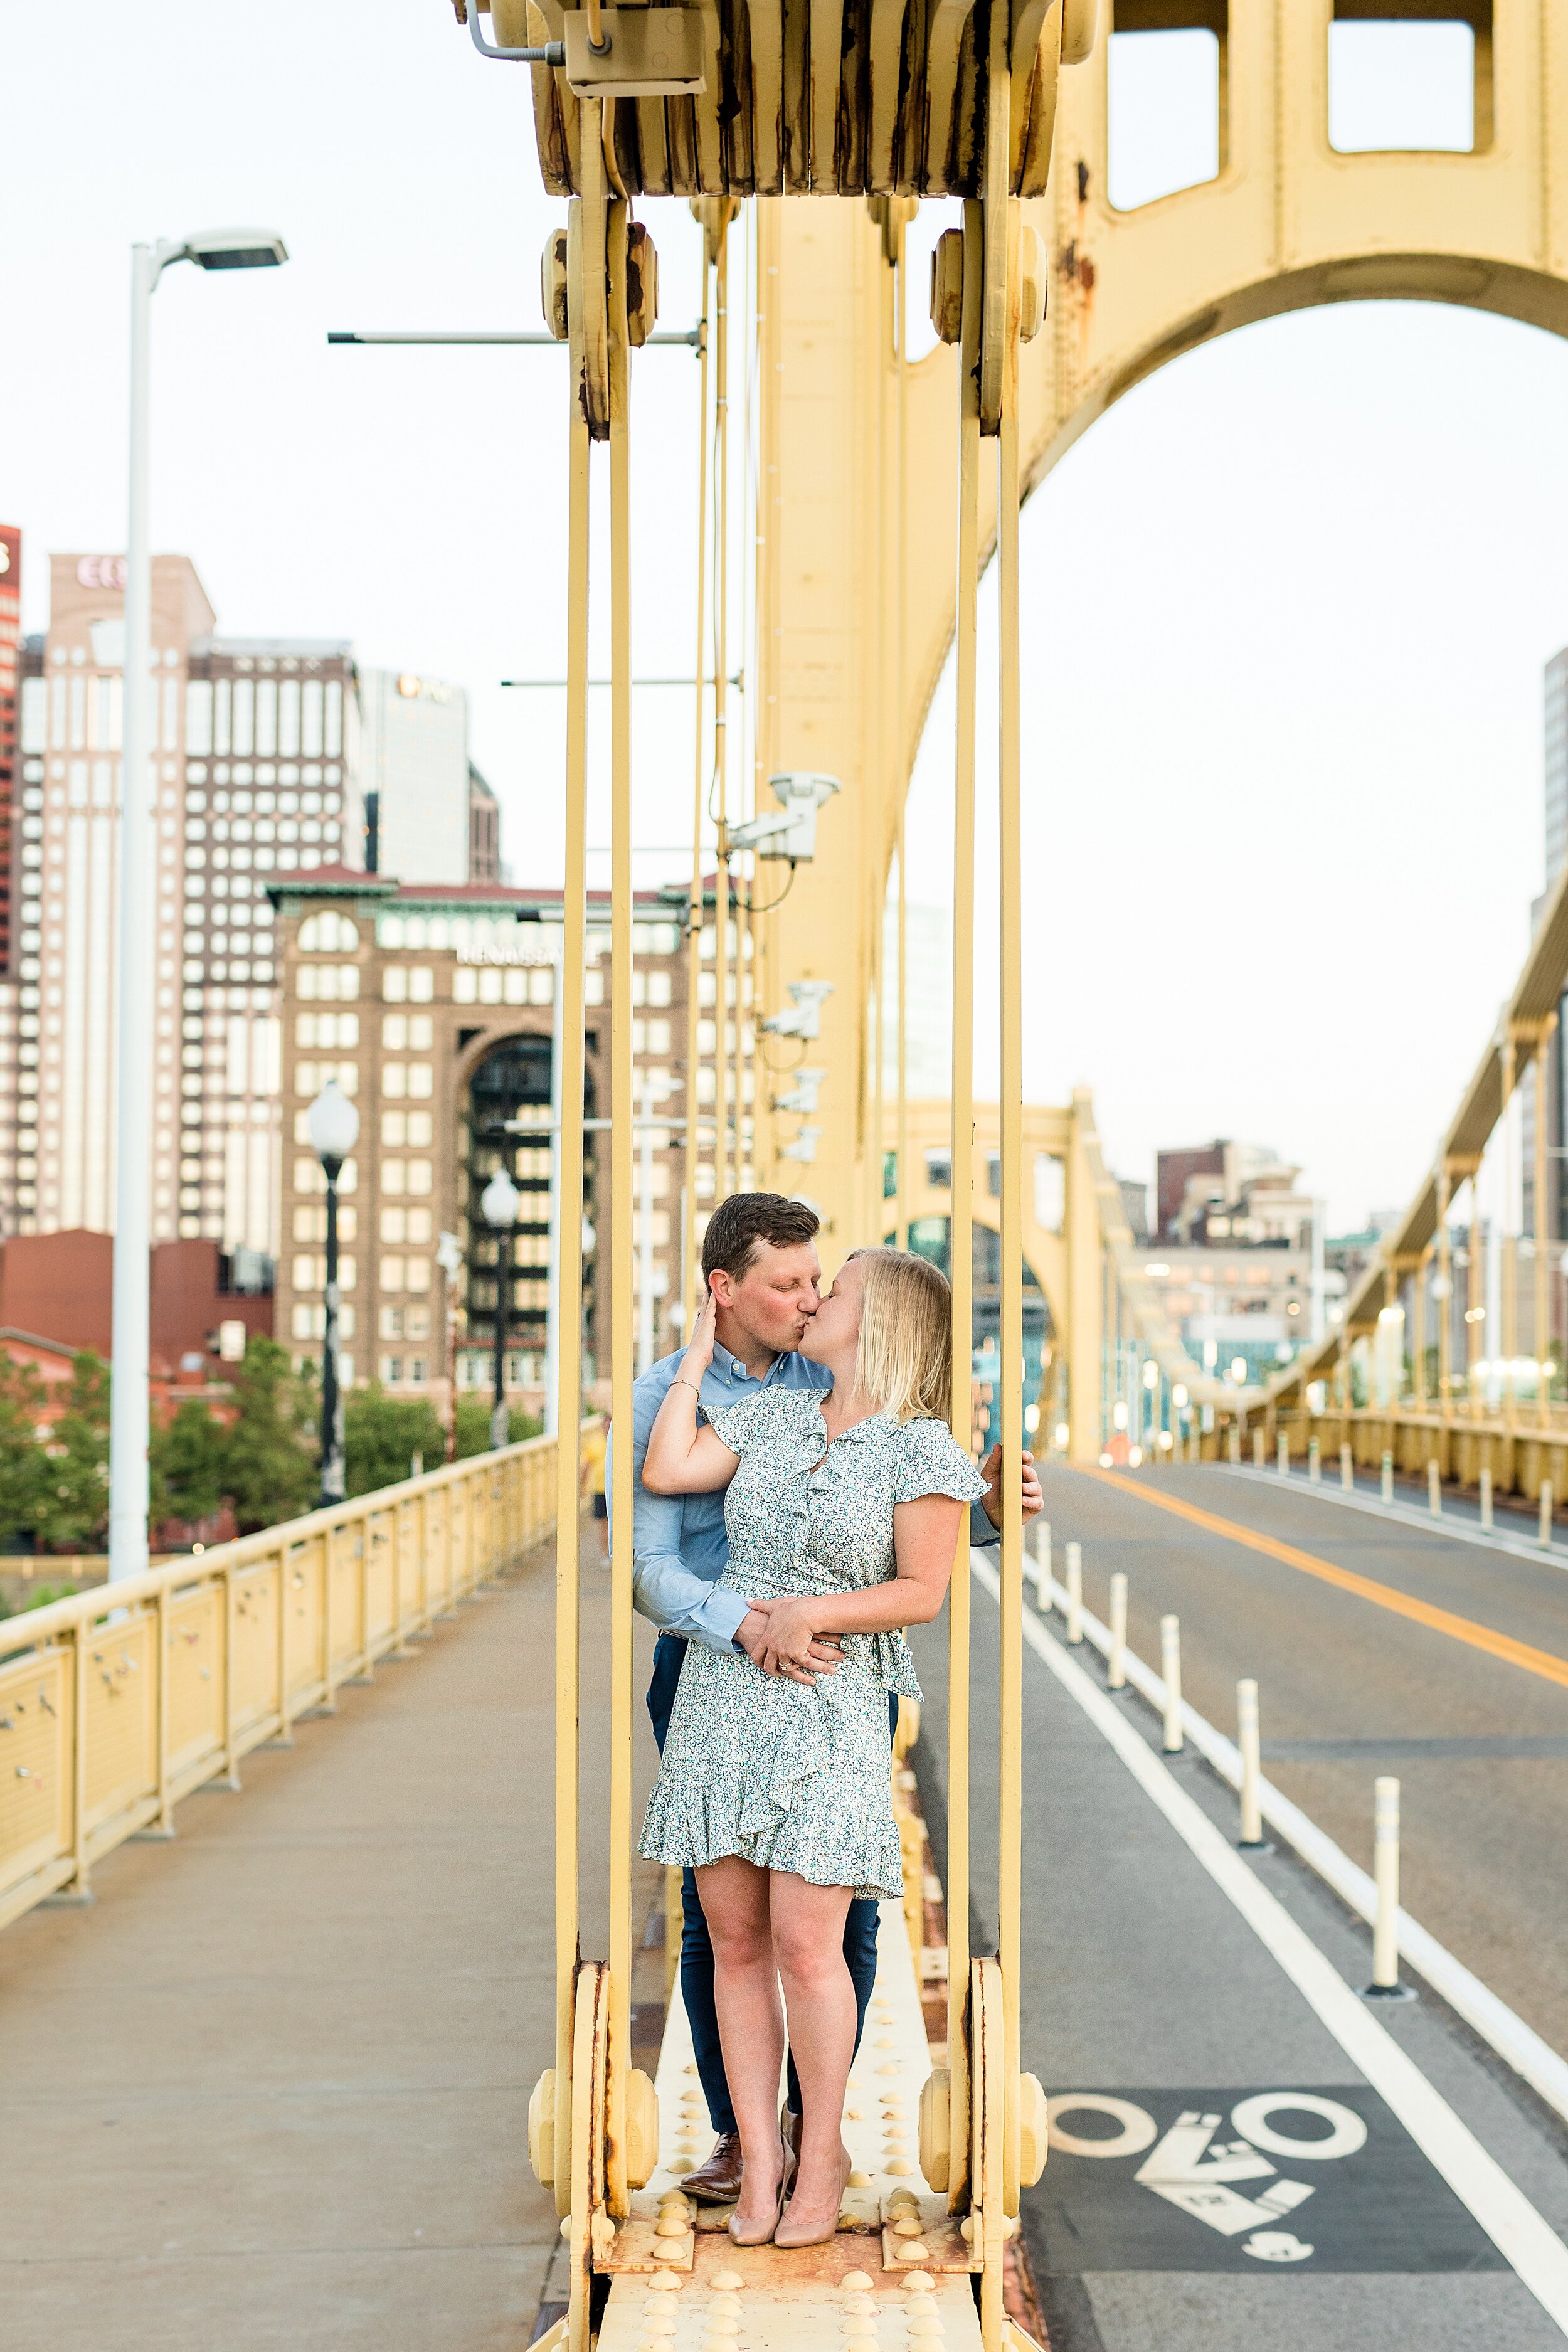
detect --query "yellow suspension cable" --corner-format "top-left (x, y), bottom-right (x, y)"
top-left (946, 193), bottom-right (983, 2219)
top-left (605, 194), bottom-right (635, 2222)
top-left (684, 230), bottom-right (712, 1338)
top-left (713, 219), bottom-right (731, 1204)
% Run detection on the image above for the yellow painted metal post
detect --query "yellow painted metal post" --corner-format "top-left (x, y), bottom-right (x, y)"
top-left (556, 132), bottom-right (599, 2231)
top-left (605, 196), bottom-right (635, 2220)
top-left (1538, 1022), bottom-right (1557, 1425)
top-left (1468, 1176), bottom-right (1485, 1422)
top-left (994, 186), bottom-right (1024, 2239)
top-left (945, 193), bottom-right (983, 2217)
top-left (154, 1580), bottom-right (176, 1826)
top-left (1503, 1035), bottom-right (1518, 1431)
top-left (685, 234), bottom-right (712, 1320)
top-left (713, 216), bottom-right (731, 1205)
top-left (68, 1619), bottom-right (90, 1899)
top-left (894, 208), bottom-right (910, 1253)
top-left (871, 227), bottom-right (893, 1246)
top-left (221, 1562), bottom-right (241, 1790)
top-left (1438, 1164), bottom-right (1453, 1419)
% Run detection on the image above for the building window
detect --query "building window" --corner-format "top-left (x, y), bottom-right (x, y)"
top-left (297, 911), bottom-right (359, 953)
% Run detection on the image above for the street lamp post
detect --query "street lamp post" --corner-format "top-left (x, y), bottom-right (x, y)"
top-left (482, 1167), bottom-right (521, 1449)
top-left (107, 225), bottom-right (287, 1584)
top-left (308, 1080), bottom-right (360, 1508)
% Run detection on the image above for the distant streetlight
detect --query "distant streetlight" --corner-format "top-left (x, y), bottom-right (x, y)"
top-left (307, 1080), bottom-right (359, 1507)
top-left (482, 1167), bottom-right (521, 1449)
top-left (107, 223), bottom-right (288, 1584)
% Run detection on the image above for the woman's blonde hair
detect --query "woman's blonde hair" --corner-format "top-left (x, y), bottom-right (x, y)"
top-left (847, 1247), bottom-right (954, 1426)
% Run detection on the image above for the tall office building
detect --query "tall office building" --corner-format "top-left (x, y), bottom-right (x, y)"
top-left (0, 526), bottom-right (20, 979)
top-left (359, 668), bottom-right (470, 886)
top-left (11, 553), bottom-right (361, 1253)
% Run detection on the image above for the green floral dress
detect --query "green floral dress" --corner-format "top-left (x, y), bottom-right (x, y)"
top-left (638, 1389), bottom-right (985, 1898)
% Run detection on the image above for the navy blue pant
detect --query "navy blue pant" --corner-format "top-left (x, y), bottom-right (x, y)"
top-left (647, 1631), bottom-right (894, 2135)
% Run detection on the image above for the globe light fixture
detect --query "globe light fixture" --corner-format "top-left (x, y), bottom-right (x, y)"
top-left (483, 1167), bottom-right (522, 1449)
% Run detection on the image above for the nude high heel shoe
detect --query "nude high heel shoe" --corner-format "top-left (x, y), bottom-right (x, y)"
top-left (773, 2144), bottom-right (852, 2250)
top-left (727, 2135), bottom-right (789, 2246)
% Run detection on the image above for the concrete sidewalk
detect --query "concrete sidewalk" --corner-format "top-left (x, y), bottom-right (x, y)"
top-left (911, 1566), bottom-right (1568, 2352)
top-left (0, 1530), bottom-right (659, 2352)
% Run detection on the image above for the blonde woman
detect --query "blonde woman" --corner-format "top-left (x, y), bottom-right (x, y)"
top-left (638, 1248), bottom-right (985, 2249)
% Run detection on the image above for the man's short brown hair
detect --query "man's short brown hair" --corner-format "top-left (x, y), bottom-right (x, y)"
top-left (701, 1191), bottom-right (821, 1284)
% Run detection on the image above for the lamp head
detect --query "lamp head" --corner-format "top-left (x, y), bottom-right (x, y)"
top-left (307, 1079), bottom-right (359, 1163)
top-left (182, 226), bottom-right (289, 271)
top-left (481, 1168), bottom-right (521, 1229)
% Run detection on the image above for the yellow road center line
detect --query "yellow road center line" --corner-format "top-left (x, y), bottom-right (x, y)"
top-left (1083, 1468), bottom-right (1568, 1695)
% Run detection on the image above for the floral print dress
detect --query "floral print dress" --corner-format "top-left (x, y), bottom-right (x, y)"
top-left (638, 1387), bottom-right (986, 1899)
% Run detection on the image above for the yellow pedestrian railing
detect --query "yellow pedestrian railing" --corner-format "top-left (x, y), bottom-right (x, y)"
top-left (0, 1432), bottom-right (560, 1934)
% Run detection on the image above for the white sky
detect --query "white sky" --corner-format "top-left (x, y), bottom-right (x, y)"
top-left (4, 8), bottom-right (1560, 1232)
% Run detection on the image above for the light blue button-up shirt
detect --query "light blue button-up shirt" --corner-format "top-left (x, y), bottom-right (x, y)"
top-left (623, 1341), bottom-right (999, 1654)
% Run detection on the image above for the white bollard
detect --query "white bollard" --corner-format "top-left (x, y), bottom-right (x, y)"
top-left (1065, 1540), bottom-right (1083, 1645)
top-left (1237, 1678), bottom-right (1265, 1848)
top-left (1365, 1776), bottom-right (1412, 1999)
top-left (1381, 1450), bottom-right (1394, 1506)
top-left (1228, 1427), bottom-right (1241, 1466)
top-left (1541, 1479), bottom-right (1554, 1549)
top-left (1480, 1466), bottom-right (1493, 1532)
top-left (1341, 1444), bottom-right (1353, 1493)
top-left (1160, 1614), bottom-right (1182, 1754)
top-left (1428, 1460), bottom-right (1442, 1517)
top-left (1253, 1429), bottom-right (1265, 1469)
top-left (1278, 1431), bottom-right (1290, 1476)
top-left (1308, 1438), bottom-right (1320, 1484)
top-left (1108, 1572), bottom-right (1128, 1690)
top-left (1032, 1518), bottom-right (1051, 1613)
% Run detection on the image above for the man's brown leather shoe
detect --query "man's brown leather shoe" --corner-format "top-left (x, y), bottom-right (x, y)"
top-left (681, 2133), bottom-right (744, 2204)
top-left (780, 2106), bottom-right (803, 2199)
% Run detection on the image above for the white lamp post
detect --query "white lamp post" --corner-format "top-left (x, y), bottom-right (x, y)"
top-left (482, 1166), bottom-right (521, 1448)
top-left (107, 225), bottom-right (288, 1583)
top-left (307, 1080), bottom-right (359, 1506)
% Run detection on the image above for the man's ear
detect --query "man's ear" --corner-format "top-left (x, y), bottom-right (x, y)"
top-left (707, 1269), bottom-right (735, 1310)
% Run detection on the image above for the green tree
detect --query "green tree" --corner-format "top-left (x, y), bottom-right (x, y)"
top-left (151, 1401), bottom-right (230, 1528)
top-left (223, 1336), bottom-right (317, 1533)
top-left (0, 1352), bottom-right (48, 1551)
top-left (31, 1352), bottom-right (110, 1554)
top-left (453, 1394), bottom-right (542, 1460)
top-left (344, 1385), bottom-right (448, 1496)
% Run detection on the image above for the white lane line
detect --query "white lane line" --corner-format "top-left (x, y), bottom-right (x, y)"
top-left (1210, 1461), bottom-right (1568, 1576)
top-left (1024, 1565), bottom-right (1568, 2135)
top-left (972, 1555), bottom-right (1568, 2336)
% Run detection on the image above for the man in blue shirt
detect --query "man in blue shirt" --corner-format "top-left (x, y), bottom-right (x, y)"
top-left (630, 1190), bottom-right (1041, 2202)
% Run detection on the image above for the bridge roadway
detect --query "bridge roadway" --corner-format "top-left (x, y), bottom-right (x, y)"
top-left (0, 1522), bottom-right (663, 2352)
top-left (1038, 1463), bottom-right (1568, 2062)
top-left (911, 1481), bottom-right (1568, 2352)
top-left (9, 1485), bottom-right (1568, 2349)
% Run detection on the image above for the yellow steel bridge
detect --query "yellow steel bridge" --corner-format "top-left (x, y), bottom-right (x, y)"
top-left (13, 5), bottom-right (1568, 2348)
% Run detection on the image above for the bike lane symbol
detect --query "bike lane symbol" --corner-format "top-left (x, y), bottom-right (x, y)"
top-left (1046, 2091), bottom-right (1369, 2264)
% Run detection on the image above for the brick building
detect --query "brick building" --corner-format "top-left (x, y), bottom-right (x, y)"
top-left (268, 868), bottom-right (699, 1418)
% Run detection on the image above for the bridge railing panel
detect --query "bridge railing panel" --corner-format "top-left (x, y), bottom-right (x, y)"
top-left (0, 1431), bottom-right (563, 1936)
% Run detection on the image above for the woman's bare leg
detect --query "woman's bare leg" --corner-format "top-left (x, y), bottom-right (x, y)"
top-left (694, 1858), bottom-right (786, 2228)
top-left (770, 1872), bottom-right (856, 2237)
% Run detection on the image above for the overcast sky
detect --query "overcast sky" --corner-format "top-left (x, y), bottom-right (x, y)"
top-left (3, 7), bottom-right (1558, 1231)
